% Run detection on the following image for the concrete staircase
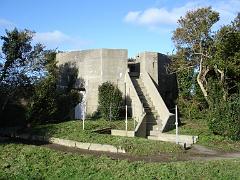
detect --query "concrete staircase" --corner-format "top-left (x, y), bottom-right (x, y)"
top-left (131, 75), bottom-right (198, 148)
top-left (131, 77), bottom-right (163, 135)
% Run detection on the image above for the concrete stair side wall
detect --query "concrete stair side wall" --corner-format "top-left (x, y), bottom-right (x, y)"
top-left (125, 72), bottom-right (146, 137)
top-left (140, 72), bottom-right (175, 132)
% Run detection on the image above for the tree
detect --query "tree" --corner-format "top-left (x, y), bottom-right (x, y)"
top-left (0, 28), bottom-right (46, 125)
top-left (210, 13), bottom-right (240, 98)
top-left (172, 7), bottom-right (219, 105)
top-left (172, 9), bottom-right (240, 139)
top-left (0, 28), bottom-right (46, 108)
top-left (98, 82), bottom-right (122, 120)
top-left (27, 53), bottom-right (81, 124)
top-left (206, 14), bottom-right (240, 139)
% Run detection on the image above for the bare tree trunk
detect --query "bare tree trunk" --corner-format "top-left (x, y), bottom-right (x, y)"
top-left (197, 57), bottom-right (210, 105)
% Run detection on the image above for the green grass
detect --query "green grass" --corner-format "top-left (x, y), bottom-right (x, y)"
top-left (168, 119), bottom-right (240, 152)
top-left (20, 119), bottom-right (182, 155)
top-left (1, 143), bottom-right (240, 179)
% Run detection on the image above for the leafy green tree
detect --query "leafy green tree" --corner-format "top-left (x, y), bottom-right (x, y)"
top-left (210, 13), bottom-right (240, 99)
top-left (0, 28), bottom-right (46, 125)
top-left (206, 14), bottom-right (240, 139)
top-left (27, 52), bottom-right (81, 123)
top-left (172, 7), bottom-right (219, 105)
top-left (98, 82), bottom-right (122, 120)
top-left (172, 8), bottom-right (240, 139)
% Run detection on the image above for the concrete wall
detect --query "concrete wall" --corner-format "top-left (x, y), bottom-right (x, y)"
top-left (56, 49), bottom-right (128, 115)
top-left (136, 52), bottom-right (178, 109)
top-left (101, 49), bottom-right (128, 94)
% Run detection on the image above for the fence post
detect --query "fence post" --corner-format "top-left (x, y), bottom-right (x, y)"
top-left (125, 105), bottom-right (128, 136)
top-left (83, 103), bottom-right (86, 130)
top-left (175, 105), bottom-right (178, 144)
top-left (109, 103), bottom-right (112, 121)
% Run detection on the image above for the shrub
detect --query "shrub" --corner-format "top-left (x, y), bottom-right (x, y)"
top-left (98, 82), bottom-right (123, 120)
top-left (208, 95), bottom-right (240, 140)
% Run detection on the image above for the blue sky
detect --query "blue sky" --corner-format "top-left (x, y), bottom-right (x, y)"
top-left (0, 0), bottom-right (239, 57)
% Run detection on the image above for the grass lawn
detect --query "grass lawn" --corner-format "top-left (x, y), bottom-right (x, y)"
top-left (168, 119), bottom-right (240, 152)
top-left (20, 119), bottom-right (182, 156)
top-left (1, 143), bottom-right (240, 179)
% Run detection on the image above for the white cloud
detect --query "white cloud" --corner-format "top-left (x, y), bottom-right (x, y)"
top-left (124, 2), bottom-right (200, 28)
top-left (124, 0), bottom-right (240, 30)
top-left (34, 30), bottom-right (69, 45)
top-left (124, 11), bottom-right (141, 23)
top-left (33, 30), bottom-right (90, 50)
top-left (0, 18), bottom-right (15, 28)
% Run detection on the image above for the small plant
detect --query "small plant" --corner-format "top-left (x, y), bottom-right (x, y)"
top-left (98, 82), bottom-right (122, 120)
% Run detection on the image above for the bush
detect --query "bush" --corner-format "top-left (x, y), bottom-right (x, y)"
top-left (98, 82), bottom-right (123, 120)
top-left (208, 95), bottom-right (240, 140)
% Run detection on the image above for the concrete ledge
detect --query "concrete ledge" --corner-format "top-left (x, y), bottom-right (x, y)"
top-left (117, 147), bottom-right (126, 153)
top-left (50, 138), bottom-right (76, 147)
top-left (111, 130), bottom-right (135, 137)
top-left (89, 144), bottom-right (118, 153)
top-left (75, 142), bottom-right (91, 150)
top-left (1, 132), bottom-right (126, 154)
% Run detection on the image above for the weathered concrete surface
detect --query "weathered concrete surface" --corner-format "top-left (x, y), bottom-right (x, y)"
top-left (136, 52), bottom-right (178, 110)
top-left (89, 143), bottom-right (118, 153)
top-left (75, 142), bottom-right (91, 150)
top-left (1, 131), bottom-right (126, 154)
top-left (111, 130), bottom-right (135, 137)
top-left (148, 132), bottom-right (198, 148)
top-left (56, 49), bottom-right (128, 115)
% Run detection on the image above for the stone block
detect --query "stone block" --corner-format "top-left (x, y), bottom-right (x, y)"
top-left (117, 147), bottom-right (126, 153)
top-left (75, 142), bottom-right (91, 150)
top-left (89, 143), bottom-right (118, 153)
top-left (57, 139), bottom-right (76, 147)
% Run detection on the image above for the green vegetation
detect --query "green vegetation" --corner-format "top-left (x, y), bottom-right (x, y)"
top-left (21, 119), bottom-right (182, 155)
top-left (27, 59), bottom-right (81, 124)
top-left (1, 143), bottom-right (240, 179)
top-left (98, 82), bottom-right (123, 120)
top-left (169, 119), bottom-right (240, 152)
top-left (0, 28), bottom-right (46, 126)
top-left (0, 28), bottom-right (81, 126)
top-left (171, 8), bottom-right (240, 140)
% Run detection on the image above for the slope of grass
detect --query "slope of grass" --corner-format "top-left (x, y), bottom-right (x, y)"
top-left (169, 119), bottom-right (240, 152)
top-left (1, 143), bottom-right (240, 179)
top-left (20, 119), bottom-right (182, 155)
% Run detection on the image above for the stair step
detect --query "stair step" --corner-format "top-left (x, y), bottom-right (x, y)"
top-left (152, 125), bottom-right (162, 131)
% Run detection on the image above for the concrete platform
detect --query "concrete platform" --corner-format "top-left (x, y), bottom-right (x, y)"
top-left (111, 130), bottom-right (135, 137)
top-left (148, 132), bottom-right (198, 148)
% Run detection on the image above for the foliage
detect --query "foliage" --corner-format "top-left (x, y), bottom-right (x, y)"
top-left (172, 7), bottom-right (220, 105)
top-left (168, 117), bottom-right (240, 152)
top-left (27, 53), bottom-right (81, 124)
top-left (1, 144), bottom-right (240, 179)
top-left (98, 82), bottom-right (123, 120)
top-left (171, 8), bottom-right (240, 140)
top-left (207, 81), bottom-right (240, 140)
top-left (205, 15), bottom-right (240, 139)
top-left (0, 28), bottom-right (46, 126)
top-left (21, 119), bottom-right (182, 155)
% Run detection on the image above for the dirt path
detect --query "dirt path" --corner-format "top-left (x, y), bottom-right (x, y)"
top-left (1, 137), bottom-right (240, 163)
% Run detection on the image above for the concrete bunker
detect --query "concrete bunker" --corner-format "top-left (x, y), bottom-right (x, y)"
top-left (56, 48), bottom-right (178, 136)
